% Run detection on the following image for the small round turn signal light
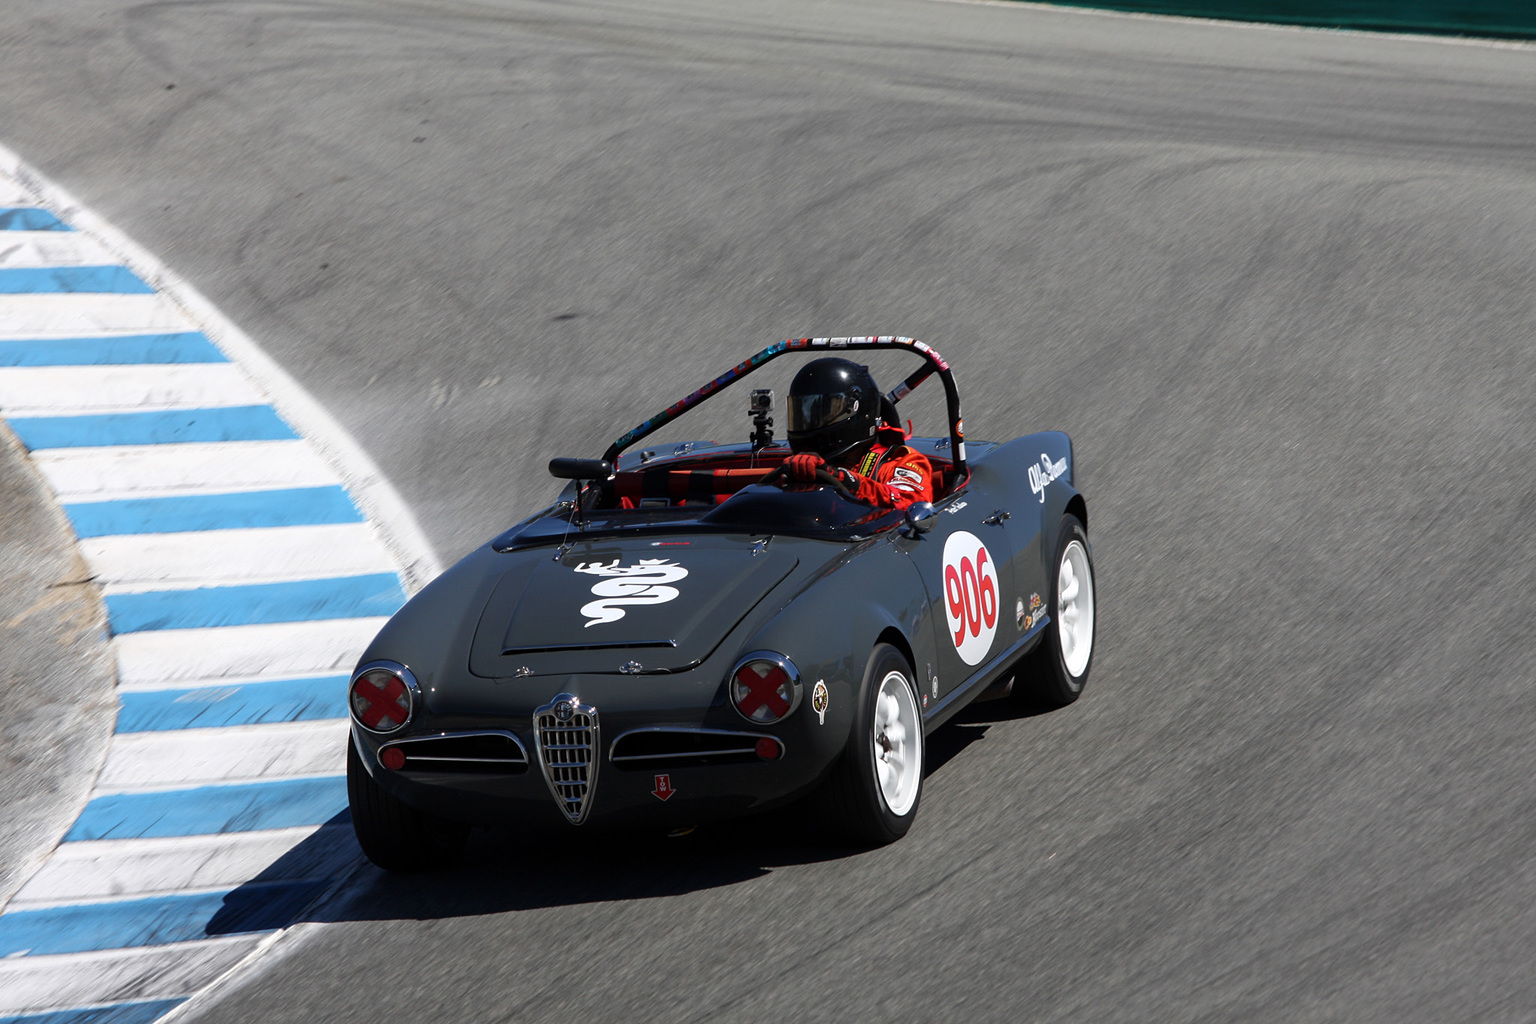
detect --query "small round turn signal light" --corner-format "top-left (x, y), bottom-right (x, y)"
top-left (379, 746), bottom-right (407, 771)
top-left (755, 737), bottom-right (782, 760)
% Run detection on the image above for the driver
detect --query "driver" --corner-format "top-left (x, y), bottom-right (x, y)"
top-left (781, 357), bottom-right (935, 510)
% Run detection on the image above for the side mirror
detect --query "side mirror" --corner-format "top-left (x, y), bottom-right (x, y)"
top-left (904, 501), bottom-right (938, 534)
top-left (549, 458), bottom-right (613, 481)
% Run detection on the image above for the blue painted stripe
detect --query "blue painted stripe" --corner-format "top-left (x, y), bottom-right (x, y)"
top-left (65, 777), bottom-right (347, 842)
top-left (117, 676), bottom-right (348, 732)
top-left (0, 332), bottom-right (226, 366)
top-left (107, 574), bottom-right (405, 634)
top-left (0, 999), bottom-right (185, 1024)
top-left (0, 880), bottom-right (330, 957)
top-left (0, 207), bottom-right (71, 231)
top-left (65, 486), bottom-right (362, 538)
top-left (0, 266), bottom-right (153, 295)
top-left (9, 405), bottom-right (297, 450)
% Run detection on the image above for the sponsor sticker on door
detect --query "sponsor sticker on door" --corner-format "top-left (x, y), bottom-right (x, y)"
top-left (941, 531), bottom-right (999, 666)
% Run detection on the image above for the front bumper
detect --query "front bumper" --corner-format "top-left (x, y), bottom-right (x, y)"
top-left (352, 694), bottom-right (842, 831)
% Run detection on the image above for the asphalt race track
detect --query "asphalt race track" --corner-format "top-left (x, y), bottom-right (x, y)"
top-left (3, 1), bottom-right (1535, 1021)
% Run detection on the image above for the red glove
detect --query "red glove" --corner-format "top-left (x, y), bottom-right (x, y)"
top-left (784, 453), bottom-right (825, 482)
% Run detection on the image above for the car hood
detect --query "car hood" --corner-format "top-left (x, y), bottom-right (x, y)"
top-left (468, 534), bottom-right (799, 677)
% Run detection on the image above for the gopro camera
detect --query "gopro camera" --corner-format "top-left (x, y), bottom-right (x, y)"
top-left (748, 389), bottom-right (774, 448)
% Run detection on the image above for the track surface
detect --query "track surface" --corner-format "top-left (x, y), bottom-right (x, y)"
top-left (3, 1), bottom-right (1535, 1021)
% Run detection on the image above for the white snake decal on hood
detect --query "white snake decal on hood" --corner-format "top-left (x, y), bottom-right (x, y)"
top-left (572, 558), bottom-right (690, 627)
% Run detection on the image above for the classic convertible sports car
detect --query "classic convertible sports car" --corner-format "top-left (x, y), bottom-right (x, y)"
top-left (347, 336), bottom-right (1095, 869)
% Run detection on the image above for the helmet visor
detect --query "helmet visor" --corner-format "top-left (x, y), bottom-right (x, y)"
top-left (787, 392), bottom-right (859, 434)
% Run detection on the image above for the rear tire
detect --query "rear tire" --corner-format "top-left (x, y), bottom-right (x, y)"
top-left (1017, 515), bottom-right (1095, 709)
top-left (817, 644), bottom-right (924, 846)
top-left (347, 736), bottom-right (469, 872)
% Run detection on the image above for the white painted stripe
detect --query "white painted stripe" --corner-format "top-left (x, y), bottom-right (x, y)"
top-left (32, 440), bottom-right (341, 501)
top-left (11, 828), bottom-right (353, 910)
top-left (0, 293), bottom-right (193, 338)
top-left (0, 229), bottom-right (116, 267)
top-left (0, 363), bottom-right (264, 416)
top-left (82, 523), bottom-right (397, 588)
top-left (0, 181), bottom-right (35, 206)
top-left (10, 827), bottom-right (354, 909)
top-left (0, 935), bottom-right (266, 1015)
top-left (114, 617), bottom-right (389, 689)
top-left (95, 721), bottom-right (349, 795)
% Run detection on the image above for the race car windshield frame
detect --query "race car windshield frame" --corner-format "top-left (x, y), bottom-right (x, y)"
top-left (493, 481), bottom-right (904, 550)
top-left (602, 337), bottom-right (968, 492)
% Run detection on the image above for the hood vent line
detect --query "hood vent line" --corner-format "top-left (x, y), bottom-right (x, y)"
top-left (504, 639), bottom-right (677, 656)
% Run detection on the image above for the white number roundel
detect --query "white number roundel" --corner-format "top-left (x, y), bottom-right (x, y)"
top-left (941, 531), bottom-right (999, 666)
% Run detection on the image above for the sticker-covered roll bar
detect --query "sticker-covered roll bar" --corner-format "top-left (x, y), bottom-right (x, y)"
top-left (603, 336), bottom-right (967, 487)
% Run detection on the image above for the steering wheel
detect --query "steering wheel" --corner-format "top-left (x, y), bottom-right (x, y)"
top-left (757, 464), bottom-right (860, 502)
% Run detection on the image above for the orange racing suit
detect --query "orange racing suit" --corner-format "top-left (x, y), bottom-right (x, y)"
top-left (841, 440), bottom-right (935, 510)
top-left (786, 432), bottom-right (935, 510)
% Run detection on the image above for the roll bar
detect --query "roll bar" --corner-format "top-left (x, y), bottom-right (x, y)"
top-left (603, 336), bottom-right (967, 485)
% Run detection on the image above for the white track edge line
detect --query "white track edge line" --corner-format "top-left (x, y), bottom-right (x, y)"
top-left (0, 934), bottom-right (268, 1015)
top-left (146, 928), bottom-right (290, 1024)
top-left (151, 854), bottom-right (375, 1024)
top-left (0, 142), bottom-right (442, 589)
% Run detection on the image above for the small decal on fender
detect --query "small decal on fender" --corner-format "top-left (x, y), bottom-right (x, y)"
top-left (1021, 592), bottom-right (1044, 631)
top-left (811, 680), bottom-right (829, 725)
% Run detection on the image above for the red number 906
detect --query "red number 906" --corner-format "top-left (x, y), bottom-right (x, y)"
top-left (944, 546), bottom-right (997, 647)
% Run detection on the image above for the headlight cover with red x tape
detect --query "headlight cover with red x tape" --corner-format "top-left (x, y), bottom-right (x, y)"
top-left (729, 652), bottom-right (802, 725)
top-left (350, 660), bottom-right (419, 734)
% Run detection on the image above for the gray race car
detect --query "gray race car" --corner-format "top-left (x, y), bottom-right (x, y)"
top-left (346, 336), bottom-right (1095, 869)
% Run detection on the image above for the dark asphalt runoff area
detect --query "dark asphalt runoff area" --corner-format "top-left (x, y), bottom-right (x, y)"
top-left (2, 1), bottom-right (1534, 1020)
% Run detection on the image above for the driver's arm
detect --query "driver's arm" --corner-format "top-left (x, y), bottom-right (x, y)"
top-left (836, 449), bottom-right (934, 510)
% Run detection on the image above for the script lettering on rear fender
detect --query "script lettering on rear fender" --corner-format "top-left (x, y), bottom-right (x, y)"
top-left (1027, 452), bottom-right (1068, 504)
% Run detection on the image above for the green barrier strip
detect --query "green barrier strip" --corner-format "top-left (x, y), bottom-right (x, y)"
top-left (1035, 1), bottom-right (1536, 40)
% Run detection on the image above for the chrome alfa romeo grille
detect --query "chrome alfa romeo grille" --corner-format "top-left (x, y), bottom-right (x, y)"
top-left (534, 693), bottom-right (599, 825)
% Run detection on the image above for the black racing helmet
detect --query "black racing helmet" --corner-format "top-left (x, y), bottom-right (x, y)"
top-left (786, 357), bottom-right (880, 459)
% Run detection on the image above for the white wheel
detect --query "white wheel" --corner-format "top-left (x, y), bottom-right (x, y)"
top-left (1016, 515), bottom-right (1095, 709)
top-left (872, 669), bottom-right (922, 817)
top-left (816, 644), bottom-right (924, 845)
top-left (1057, 539), bottom-right (1095, 678)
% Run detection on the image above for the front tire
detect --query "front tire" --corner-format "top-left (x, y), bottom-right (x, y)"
top-left (347, 736), bottom-right (469, 872)
top-left (817, 644), bottom-right (924, 846)
top-left (1018, 515), bottom-right (1096, 708)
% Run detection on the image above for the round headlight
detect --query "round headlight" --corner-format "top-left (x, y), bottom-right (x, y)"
top-left (349, 660), bottom-right (418, 734)
top-left (729, 653), bottom-right (801, 724)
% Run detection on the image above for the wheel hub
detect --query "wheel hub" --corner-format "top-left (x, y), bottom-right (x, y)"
top-left (871, 670), bottom-right (921, 817)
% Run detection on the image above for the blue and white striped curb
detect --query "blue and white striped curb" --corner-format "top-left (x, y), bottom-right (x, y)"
top-left (0, 146), bottom-right (440, 1024)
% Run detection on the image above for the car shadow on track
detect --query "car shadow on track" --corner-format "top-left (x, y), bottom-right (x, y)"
top-left (201, 705), bottom-right (1047, 930)
top-left (324, 708), bottom-right (1035, 919)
